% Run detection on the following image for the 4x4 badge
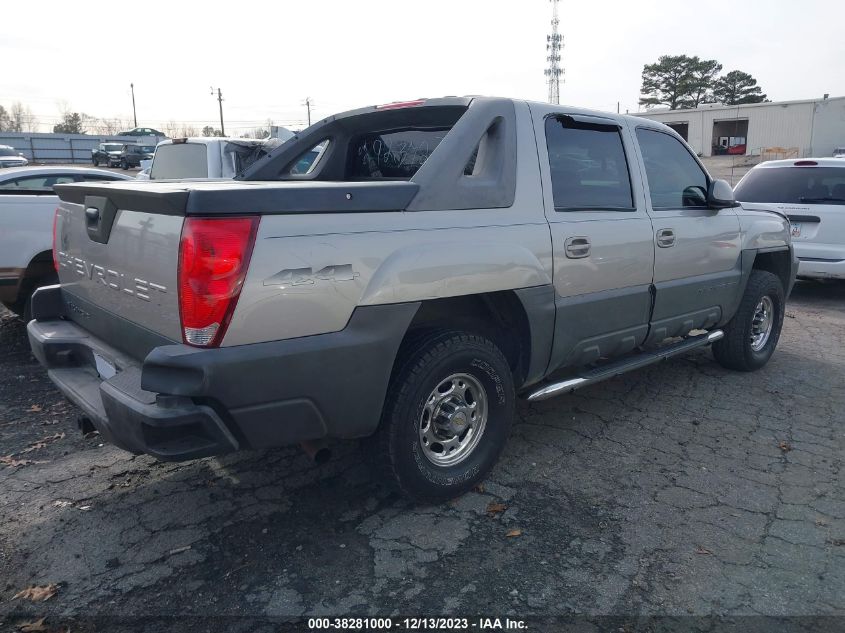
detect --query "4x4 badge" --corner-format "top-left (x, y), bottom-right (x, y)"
top-left (263, 264), bottom-right (359, 287)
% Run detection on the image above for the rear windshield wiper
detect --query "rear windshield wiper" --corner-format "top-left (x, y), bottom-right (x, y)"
top-left (799, 197), bottom-right (845, 203)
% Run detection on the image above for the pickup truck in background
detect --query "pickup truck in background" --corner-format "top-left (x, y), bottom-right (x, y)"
top-left (0, 166), bottom-right (131, 318)
top-left (29, 97), bottom-right (797, 502)
top-left (118, 144), bottom-right (156, 169)
top-left (91, 142), bottom-right (125, 168)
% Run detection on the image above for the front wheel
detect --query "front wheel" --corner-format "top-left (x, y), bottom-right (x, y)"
top-left (369, 331), bottom-right (515, 503)
top-left (92, 158), bottom-right (99, 167)
top-left (121, 160), bottom-right (129, 170)
top-left (713, 270), bottom-right (785, 371)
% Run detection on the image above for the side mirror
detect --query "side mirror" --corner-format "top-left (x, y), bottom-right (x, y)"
top-left (707, 179), bottom-right (739, 209)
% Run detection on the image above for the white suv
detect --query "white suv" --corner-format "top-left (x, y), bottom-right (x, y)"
top-left (735, 158), bottom-right (845, 280)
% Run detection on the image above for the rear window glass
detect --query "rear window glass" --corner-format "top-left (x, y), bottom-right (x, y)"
top-left (150, 144), bottom-right (208, 179)
top-left (346, 128), bottom-right (449, 179)
top-left (735, 167), bottom-right (845, 204)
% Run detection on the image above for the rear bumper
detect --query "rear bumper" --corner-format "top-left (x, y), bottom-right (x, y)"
top-left (28, 318), bottom-right (241, 460)
top-left (794, 244), bottom-right (845, 280)
top-left (797, 258), bottom-right (845, 280)
top-left (28, 286), bottom-right (419, 460)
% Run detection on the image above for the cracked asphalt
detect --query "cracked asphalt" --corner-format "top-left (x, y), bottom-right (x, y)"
top-left (1, 281), bottom-right (843, 630)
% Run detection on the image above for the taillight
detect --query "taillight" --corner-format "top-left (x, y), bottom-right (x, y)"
top-left (52, 208), bottom-right (60, 272)
top-left (178, 216), bottom-right (259, 347)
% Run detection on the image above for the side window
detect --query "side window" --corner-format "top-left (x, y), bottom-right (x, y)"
top-left (636, 128), bottom-right (708, 209)
top-left (0, 174), bottom-right (74, 190)
top-left (77, 174), bottom-right (124, 182)
top-left (545, 116), bottom-right (634, 211)
top-left (289, 140), bottom-right (329, 176)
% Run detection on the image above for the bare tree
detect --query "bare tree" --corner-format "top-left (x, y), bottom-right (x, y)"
top-left (247, 118), bottom-right (273, 139)
top-left (163, 120), bottom-right (182, 138)
top-left (164, 120), bottom-right (201, 138)
top-left (90, 117), bottom-right (130, 135)
top-left (8, 102), bottom-right (38, 132)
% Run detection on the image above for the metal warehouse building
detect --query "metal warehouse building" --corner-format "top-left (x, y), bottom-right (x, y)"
top-left (632, 95), bottom-right (845, 159)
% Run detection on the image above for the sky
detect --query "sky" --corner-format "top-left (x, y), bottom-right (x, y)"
top-left (2, 0), bottom-right (844, 134)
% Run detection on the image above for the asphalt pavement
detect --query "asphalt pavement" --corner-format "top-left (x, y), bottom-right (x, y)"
top-left (1, 281), bottom-right (843, 631)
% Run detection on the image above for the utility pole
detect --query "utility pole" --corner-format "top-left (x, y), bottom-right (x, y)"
top-left (210, 87), bottom-right (225, 136)
top-left (544, 0), bottom-right (564, 105)
top-left (304, 97), bottom-right (312, 127)
top-left (130, 83), bottom-right (137, 127)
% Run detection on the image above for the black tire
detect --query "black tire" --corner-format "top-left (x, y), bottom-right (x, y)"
top-left (121, 160), bottom-right (128, 170)
top-left (713, 270), bottom-right (785, 371)
top-left (369, 330), bottom-right (515, 503)
top-left (2, 300), bottom-right (23, 317)
top-left (13, 272), bottom-right (59, 322)
top-left (92, 158), bottom-right (99, 167)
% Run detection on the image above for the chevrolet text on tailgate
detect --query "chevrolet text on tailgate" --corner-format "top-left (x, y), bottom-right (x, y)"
top-left (28, 97), bottom-right (797, 502)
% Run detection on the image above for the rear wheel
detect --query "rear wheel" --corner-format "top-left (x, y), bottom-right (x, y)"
top-left (121, 159), bottom-right (129, 170)
top-left (92, 158), bottom-right (99, 166)
top-left (369, 330), bottom-right (515, 503)
top-left (713, 270), bottom-right (785, 371)
top-left (5, 272), bottom-right (58, 321)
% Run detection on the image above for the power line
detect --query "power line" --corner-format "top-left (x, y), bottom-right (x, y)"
top-left (544, 0), bottom-right (564, 105)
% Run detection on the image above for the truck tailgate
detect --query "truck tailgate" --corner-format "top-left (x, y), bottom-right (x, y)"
top-left (54, 183), bottom-right (186, 355)
top-left (52, 178), bottom-right (419, 358)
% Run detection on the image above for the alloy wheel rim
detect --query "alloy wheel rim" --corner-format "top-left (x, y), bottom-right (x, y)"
top-left (418, 373), bottom-right (488, 467)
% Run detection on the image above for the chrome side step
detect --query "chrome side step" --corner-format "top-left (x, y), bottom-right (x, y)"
top-left (525, 329), bottom-right (724, 402)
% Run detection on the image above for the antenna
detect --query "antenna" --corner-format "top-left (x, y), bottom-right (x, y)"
top-left (544, 0), bottom-right (564, 105)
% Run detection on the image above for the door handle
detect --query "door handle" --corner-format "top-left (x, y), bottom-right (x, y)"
top-left (656, 228), bottom-right (675, 248)
top-left (564, 236), bottom-right (591, 259)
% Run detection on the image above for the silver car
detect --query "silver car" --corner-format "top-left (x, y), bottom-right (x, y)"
top-left (0, 144), bottom-right (28, 168)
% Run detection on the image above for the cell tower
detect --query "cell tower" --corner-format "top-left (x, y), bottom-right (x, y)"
top-left (545, 0), bottom-right (564, 104)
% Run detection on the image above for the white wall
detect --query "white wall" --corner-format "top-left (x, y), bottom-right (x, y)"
top-left (633, 99), bottom-right (837, 157)
top-left (810, 98), bottom-right (845, 156)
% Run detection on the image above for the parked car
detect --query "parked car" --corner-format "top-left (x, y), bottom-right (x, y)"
top-left (0, 145), bottom-right (28, 168)
top-left (91, 142), bottom-right (125, 167)
top-left (117, 127), bottom-right (165, 137)
top-left (834, 147), bottom-right (845, 158)
top-left (118, 144), bottom-right (155, 169)
top-left (735, 158), bottom-right (845, 280)
top-left (0, 167), bottom-right (131, 319)
top-left (30, 97), bottom-right (796, 502)
top-left (147, 137), bottom-right (290, 180)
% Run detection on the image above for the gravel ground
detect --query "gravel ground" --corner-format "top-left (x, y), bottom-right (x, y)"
top-left (1, 282), bottom-right (843, 631)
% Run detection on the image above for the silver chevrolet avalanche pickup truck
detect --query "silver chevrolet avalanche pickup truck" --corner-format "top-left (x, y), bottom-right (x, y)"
top-left (28, 97), bottom-right (797, 502)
